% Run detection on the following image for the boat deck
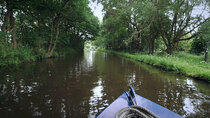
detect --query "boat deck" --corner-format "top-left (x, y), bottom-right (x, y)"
top-left (97, 92), bottom-right (183, 118)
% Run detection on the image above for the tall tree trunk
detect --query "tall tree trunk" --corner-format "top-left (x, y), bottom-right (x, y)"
top-left (46, 22), bottom-right (54, 58)
top-left (46, 19), bottom-right (60, 58)
top-left (48, 23), bottom-right (59, 57)
top-left (204, 41), bottom-right (209, 62)
top-left (37, 17), bottom-right (42, 49)
top-left (10, 9), bottom-right (17, 48)
top-left (1, 0), bottom-right (17, 47)
top-left (166, 41), bottom-right (173, 55)
top-left (148, 36), bottom-right (155, 54)
top-left (1, 11), bottom-right (10, 32)
top-left (1, 0), bottom-right (11, 42)
top-left (37, 15), bottom-right (41, 37)
top-left (0, 10), bottom-right (10, 45)
top-left (165, 38), bottom-right (176, 55)
top-left (47, 22), bottom-right (54, 55)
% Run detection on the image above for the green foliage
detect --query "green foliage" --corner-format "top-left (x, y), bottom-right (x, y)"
top-left (101, 12), bottom-right (130, 51)
top-left (96, 0), bottom-right (209, 54)
top-left (154, 38), bottom-right (166, 52)
top-left (0, 0), bottom-right (99, 66)
top-left (190, 38), bottom-right (206, 54)
top-left (199, 20), bottom-right (210, 43)
top-left (93, 30), bottom-right (107, 48)
top-left (190, 20), bottom-right (210, 54)
top-left (177, 39), bottom-right (193, 52)
top-left (0, 44), bottom-right (35, 66)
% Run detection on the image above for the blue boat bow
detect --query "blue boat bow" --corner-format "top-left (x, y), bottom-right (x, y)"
top-left (97, 86), bottom-right (183, 118)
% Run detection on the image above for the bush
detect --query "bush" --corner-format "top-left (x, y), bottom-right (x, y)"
top-left (0, 44), bottom-right (35, 66)
top-left (177, 39), bottom-right (193, 52)
top-left (190, 38), bottom-right (206, 54)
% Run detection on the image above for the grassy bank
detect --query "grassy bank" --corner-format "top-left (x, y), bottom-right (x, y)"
top-left (0, 45), bottom-right (36, 66)
top-left (0, 45), bottom-right (78, 67)
top-left (98, 49), bottom-right (210, 82)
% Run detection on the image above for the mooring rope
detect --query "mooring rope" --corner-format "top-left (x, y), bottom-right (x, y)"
top-left (115, 105), bottom-right (159, 118)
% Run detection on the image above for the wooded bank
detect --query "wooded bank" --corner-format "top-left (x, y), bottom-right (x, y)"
top-left (0, 0), bottom-right (99, 66)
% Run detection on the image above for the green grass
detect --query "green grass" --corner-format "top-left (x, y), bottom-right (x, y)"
top-left (0, 45), bottom-right (79, 66)
top-left (98, 49), bottom-right (210, 82)
top-left (0, 45), bottom-right (36, 66)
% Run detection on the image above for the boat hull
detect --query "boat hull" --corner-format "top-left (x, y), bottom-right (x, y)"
top-left (97, 92), bottom-right (183, 118)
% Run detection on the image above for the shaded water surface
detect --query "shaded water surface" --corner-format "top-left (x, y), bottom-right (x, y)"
top-left (0, 51), bottom-right (210, 118)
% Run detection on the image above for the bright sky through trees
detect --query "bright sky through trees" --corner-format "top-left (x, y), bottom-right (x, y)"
top-left (89, 0), bottom-right (104, 22)
top-left (88, 1), bottom-right (209, 22)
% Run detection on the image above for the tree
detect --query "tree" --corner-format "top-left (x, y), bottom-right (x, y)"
top-left (0, 0), bottom-right (99, 65)
top-left (95, 0), bottom-right (210, 55)
top-left (158, 0), bottom-right (210, 54)
top-left (94, 0), bottom-right (163, 53)
top-left (17, 0), bottom-right (99, 57)
top-left (1, 0), bottom-right (18, 48)
top-left (197, 20), bottom-right (210, 61)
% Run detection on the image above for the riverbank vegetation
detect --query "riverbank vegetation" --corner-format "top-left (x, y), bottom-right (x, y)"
top-left (0, 0), bottom-right (99, 66)
top-left (92, 0), bottom-right (210, 81)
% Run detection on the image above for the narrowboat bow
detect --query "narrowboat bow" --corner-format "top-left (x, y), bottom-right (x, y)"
top-left (97, 86), bottom-right (183, 118)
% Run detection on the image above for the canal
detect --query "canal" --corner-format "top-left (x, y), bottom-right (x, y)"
top-left (0, 50), bottom-right (210, 118)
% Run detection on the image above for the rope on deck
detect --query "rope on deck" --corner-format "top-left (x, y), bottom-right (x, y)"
top-left (115, 105), bottom-right (159, 118)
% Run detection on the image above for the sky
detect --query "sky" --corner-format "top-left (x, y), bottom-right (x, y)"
top-left (88, 0), bottom-right (104, 22)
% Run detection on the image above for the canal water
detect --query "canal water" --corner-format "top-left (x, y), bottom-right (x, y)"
top-left (0, 51), bottom-right (210, 118)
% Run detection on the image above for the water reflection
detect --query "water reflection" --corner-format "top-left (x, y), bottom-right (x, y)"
top-left (181, 79), bottom-right (210, 117)
top-left (183, 98), bottom-right (196, 116)
top-left (89, 77), bottom-right (107, 117)
top-left (0, 51), bottom-right (209, 118)
top-left (60, 99), bottom-right (66, 118)
top-left (128, 72), bottom-right (136, 85)
top-left (85, 50), bottom-right (94, 68)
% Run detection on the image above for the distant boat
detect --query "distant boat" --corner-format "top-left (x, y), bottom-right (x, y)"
top-left (96, 86), bottom-right (183, 118)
